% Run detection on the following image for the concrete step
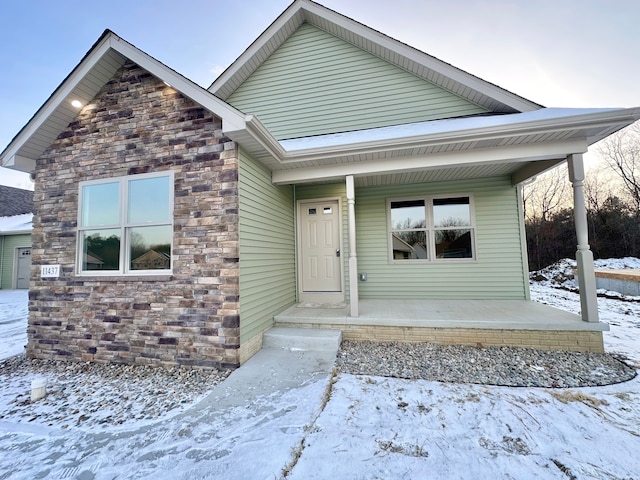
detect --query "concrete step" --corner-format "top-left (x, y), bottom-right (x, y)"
top-left (262, 326), bottom-right (342, 353)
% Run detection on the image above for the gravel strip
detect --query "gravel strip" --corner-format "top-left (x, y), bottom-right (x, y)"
top-left (0, 354), bottom-right (230, 429)
top-left (1, 343), bottom-right (635, 430)
top-left (337, 341), bottom-right (637, 387)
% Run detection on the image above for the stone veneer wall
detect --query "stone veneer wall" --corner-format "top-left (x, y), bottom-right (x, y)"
top-left (28, 60), bottom-right (240, 369)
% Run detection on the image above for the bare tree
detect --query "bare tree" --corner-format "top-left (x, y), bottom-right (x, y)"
top-left (583, 164), bottom-right (616, 214)
top-left (522, 167), bottom-right (570, 222)
top-left (596, 120), bottom-right (640, 214)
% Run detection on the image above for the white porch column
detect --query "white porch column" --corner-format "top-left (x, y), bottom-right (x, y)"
top-left (346, 175), bottom-right (359, 317)
top-left (567, 154), bottom-right (599, 323)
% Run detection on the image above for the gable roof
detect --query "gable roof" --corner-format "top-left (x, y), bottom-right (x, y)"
top-left (209, 0), bottom-right (542, 114)
top-left (0, 30), bottom-right (247, 173)
top-left (0, 185), bottom-right (33, 216)
top-left (206, 0), bottom-right (640, 186)
top-left (222, 23), bottom-right (492, 140)
top-left (1, 2), bottom-right (638, 189)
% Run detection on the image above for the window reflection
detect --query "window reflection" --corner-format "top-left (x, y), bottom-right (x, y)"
top-left (435, 229), bottom-right (473, 258)
top-left (389, 196), bottom-right (474, 261)
top-left (130, 225), bottom-right (172, 270)
top-left (78, 173), bottom-right (173, 275)
top-left (128, 176), bottom-right (171, 224)
top-left (82, 229), bottom-right (121, 270)
top-left (433, 197), bottom-right (470, 227)
top-left (390, 200), bottom-right (425, 229)
top-left (82, 183), bottom-right (119, 226)
top-left (392, 231), bottom-right (427, 260)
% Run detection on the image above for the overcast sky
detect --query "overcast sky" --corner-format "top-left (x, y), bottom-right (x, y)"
top-left (1, 0), bottom-right (639, 189)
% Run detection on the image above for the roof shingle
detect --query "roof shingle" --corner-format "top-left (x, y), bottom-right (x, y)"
top-left (0, 185), bottom-right (33, 216)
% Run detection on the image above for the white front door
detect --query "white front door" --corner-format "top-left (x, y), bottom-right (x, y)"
top-left (300, 200), bottom-right (342, 293)
top-left (16, 247), bottom-right (31, 289)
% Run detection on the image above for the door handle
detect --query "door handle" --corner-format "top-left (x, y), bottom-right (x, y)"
top-left (336, 249), bottom-right (341, 257)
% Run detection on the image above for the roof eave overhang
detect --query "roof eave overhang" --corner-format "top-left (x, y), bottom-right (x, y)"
top-left (0, 32), bottom-right (247, 173)
top-left (0, 229), bottom-right (32, 235)
top-left (224, 107), bottom-right (640, 185)
top-left (209, 0), bottom-right (541, 113)
top-left (271, 140), bottom-right (587, 185)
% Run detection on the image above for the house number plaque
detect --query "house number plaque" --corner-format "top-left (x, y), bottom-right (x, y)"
top-left (40, 265), bottom-right (61, 278)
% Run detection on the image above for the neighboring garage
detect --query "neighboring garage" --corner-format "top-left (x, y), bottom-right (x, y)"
top-left (0, 185), bottom-right (33, 289)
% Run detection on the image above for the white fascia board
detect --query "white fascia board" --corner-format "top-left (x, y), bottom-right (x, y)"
top-left (208, 2), bottom-right (306, 96)
top-left (0, 32), bottom-right (247, 168)
top-left (208, 0), bottom-right (538, 111)
top-left (239, 115), bottom-right (288, 158)
top-left (280, 108), bottom-right (607, 151)
top-left (0, 36), bottom-right (115, 166)
top-left (275, 107), bottom-right (640, 164)
top-left (300, 2), bottom-right (540, 112)
top-left (0, 229), bottom-right (32, 235)
top-left (2, 154), bottom-right (36, 172)
top-left (107, 36), bottom-right (247, 132)
top-left (272, 139), bottom-right (588, 185)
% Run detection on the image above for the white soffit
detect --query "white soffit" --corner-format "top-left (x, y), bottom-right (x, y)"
top-left (1, 31), bottom-right (247, 172)
top-left (230, 106), bottom-right (640, 171)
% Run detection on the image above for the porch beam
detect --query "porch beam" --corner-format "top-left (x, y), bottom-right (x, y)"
top-left (567, 153), bottom-right (599, 323)
top-left (511, 158), bottom-right (565, 185)
top-left (346, 175), bottom-right (359, 317)
top-left (272, 139), bottom-right (587, 185)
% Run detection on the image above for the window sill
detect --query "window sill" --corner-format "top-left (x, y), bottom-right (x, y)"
top-left (389, 259), bottom-right (477, 265)
top-left (74, 275), bottom-right (173, 282)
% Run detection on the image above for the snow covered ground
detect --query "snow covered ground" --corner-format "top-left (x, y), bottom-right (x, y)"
top-left (0, 258), bottom-right (639, 479)
top-left (0, 289), bottom-right (27, 359)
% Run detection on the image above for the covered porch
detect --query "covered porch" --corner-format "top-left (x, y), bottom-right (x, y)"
top-left (257, 109), bottom-right (640, 357)
top-left (274, 299), bottom-right (607, 353)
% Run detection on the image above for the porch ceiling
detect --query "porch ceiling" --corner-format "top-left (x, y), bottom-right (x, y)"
top-left (352, 161), bottom-right (536, 187)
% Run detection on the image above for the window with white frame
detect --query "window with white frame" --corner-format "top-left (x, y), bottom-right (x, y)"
top-left (77, 172), bottom-right (173, 274)
top-left (388, 195), bottom-right (475, 261)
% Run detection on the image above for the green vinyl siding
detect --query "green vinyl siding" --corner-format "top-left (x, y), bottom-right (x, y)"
top-left (238, 149), bottom-right (295, 343)
top-left (227, 24), bottom-right (488, 140)
top-left (355, 177), bottom-right (528, 299)
top-left (295, 183), bottom-right (350, 301)
top-left (0, 234), bottom-right (31, 289)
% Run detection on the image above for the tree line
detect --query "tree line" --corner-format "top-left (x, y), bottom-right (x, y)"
top-left (524, 121), bottom-right (640, 271)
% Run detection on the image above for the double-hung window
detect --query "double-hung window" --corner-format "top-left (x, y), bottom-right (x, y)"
top-left (388, 195), bottom-right (475, 262)
top-left (77, 172), bottom-right (173, 275)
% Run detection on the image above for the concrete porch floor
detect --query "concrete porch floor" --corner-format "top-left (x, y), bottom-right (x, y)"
top-left (275, 299), bottom-right (608, 332)
top-left (274, 299), bottom-right (608, 352)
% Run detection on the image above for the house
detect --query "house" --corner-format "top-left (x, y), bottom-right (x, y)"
top-left (0, 185), bottom-right (33, 289)
top-left (131, 250), bottom-right (171, 270)
top-left (1, 0), bottom-right (639, 369)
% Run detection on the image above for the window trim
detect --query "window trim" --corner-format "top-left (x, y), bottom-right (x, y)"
top-left (76, 171), bottom-right (174, 276)
top-left (387, 193), bottom-right (476, 263)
